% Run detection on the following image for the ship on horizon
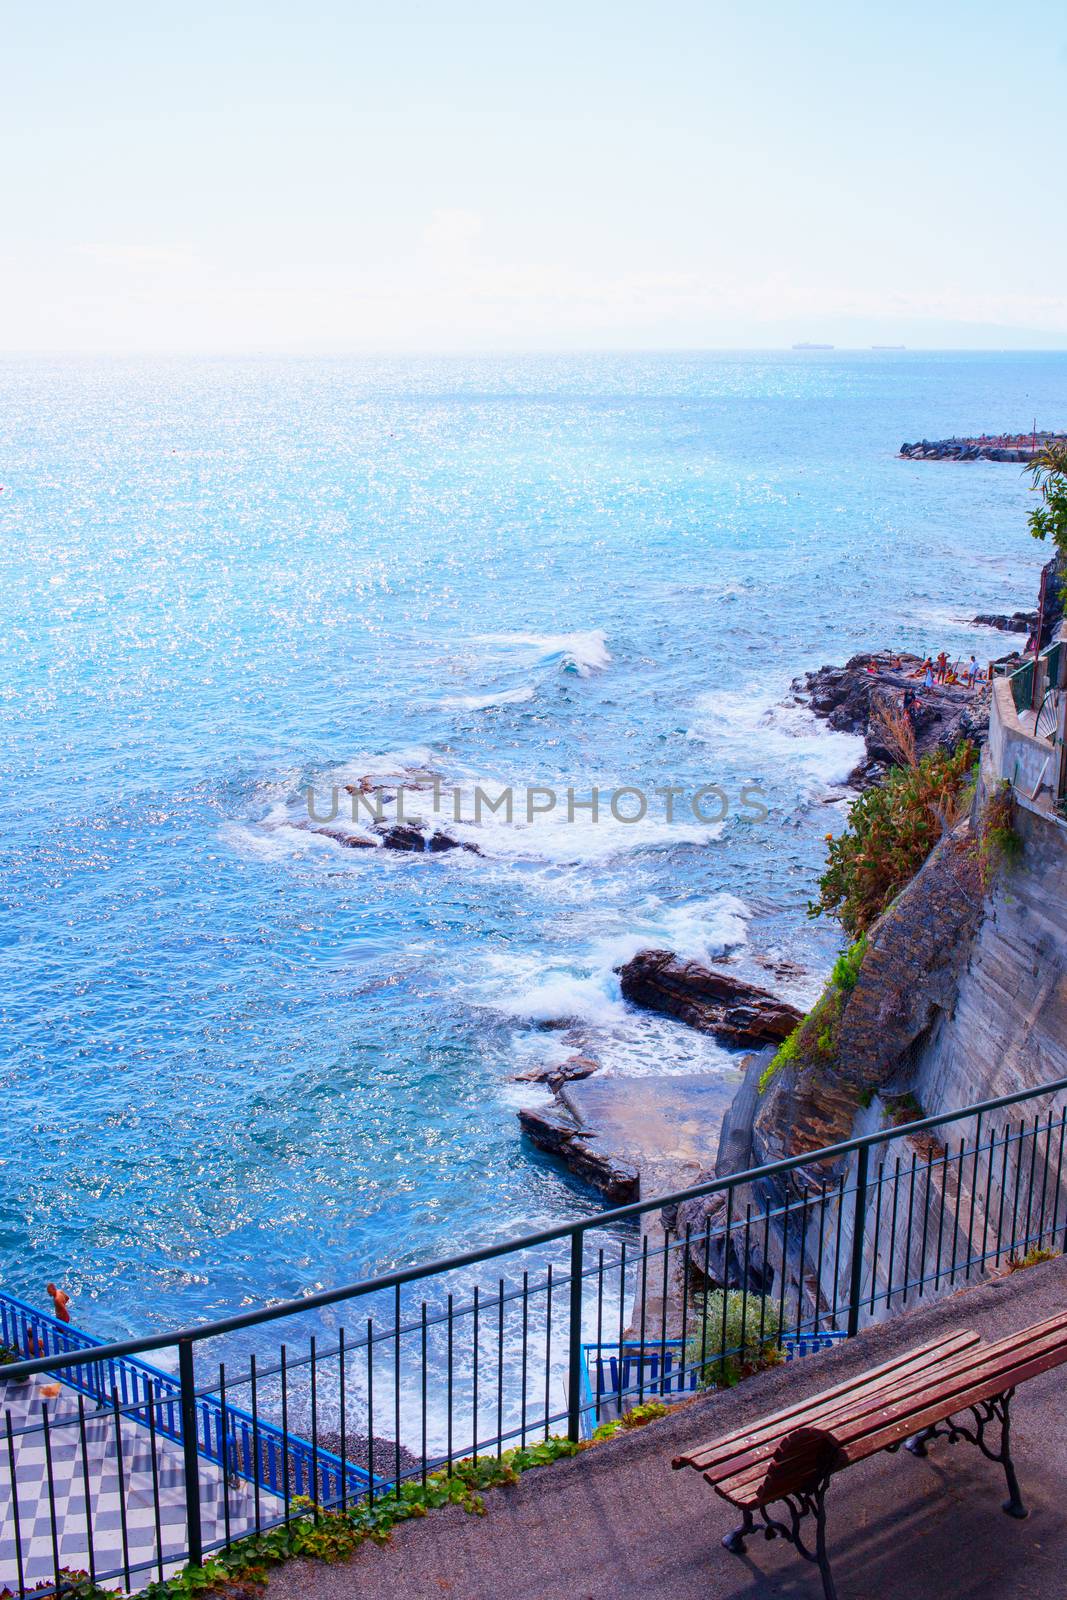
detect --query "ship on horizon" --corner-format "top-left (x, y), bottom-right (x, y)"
top-left (792, 341), bottom-right (834, 350)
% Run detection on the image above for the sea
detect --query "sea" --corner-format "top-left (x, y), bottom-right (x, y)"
top-left (0, 350), bottom-right (1060, 1360)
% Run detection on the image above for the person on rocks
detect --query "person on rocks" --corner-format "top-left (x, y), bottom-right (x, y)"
top-left (922, 658), bottom-right (935, 689)
top-left (966, 654), bottom-right (980, 688)
top-left (935, 650), bottom-right (949, 683)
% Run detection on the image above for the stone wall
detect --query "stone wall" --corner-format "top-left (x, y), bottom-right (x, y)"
top-left (988, 677), bottom-right (1063, 808)
top-left (737, 770), bottom-right (1067, 1334)
top-left (912, 794), bottom-right (1067, 1116)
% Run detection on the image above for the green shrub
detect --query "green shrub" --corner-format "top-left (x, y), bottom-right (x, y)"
top-left (830, 935), bottom-right (868, 992)
top-left (808, 742), bottom-right (977, 937)
top-left (883, 1091), bottom-right (923, 1129)
top-left (979, 782), bottom-right (1023, 883)
top-left (590, 1400), bottom-right (669, 1441)
top-left (684, 1291), bottom-right (782, 1389)
top-left (759, 1027), bottom-right (799, 1092)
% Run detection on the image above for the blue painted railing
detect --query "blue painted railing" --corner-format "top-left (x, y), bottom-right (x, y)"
top-left (0, 1290), bottom-right (377, 1507)
top-left (577, 1333), bottom-right (847, 1438)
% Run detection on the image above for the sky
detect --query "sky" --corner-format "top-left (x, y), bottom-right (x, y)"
top-left (2, 1), bottom-right (1066, 353)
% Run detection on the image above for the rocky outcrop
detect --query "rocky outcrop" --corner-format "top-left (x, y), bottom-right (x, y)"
top-left (295, 821), bottom-right (474, 853)
top-left (377, 822), bottom-right (472, 852)
top-left (674, 1052), bottom-right (775, 1292)
top-left (901, 434), bottom-right (1066, 463)
top-left (753, 821), bottom-right (985, 1179)
top-left (517, 1103), bottom-right (639, 1202)
top-left (616, 952), bottom-right (802, 1045)
top-left (974, 610), bottom-right (1037, 634)
top-left (795, 652), bottom-right (990, 787)
top-left (1037, 551), bottom-right (1067, 649)
top-left (300, 824), bottom-right (377, 849)
top-left (513, 1054), bottom-right (600, 1092)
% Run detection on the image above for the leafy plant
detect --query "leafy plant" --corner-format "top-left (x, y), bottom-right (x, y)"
top-left (830, 935), bottom-right (868, 993)
top-left (759, 1025), bottom-right (799, 1092)
top-left (1008, 1245), bottom-right (1059, 1272)
top-left (759, 935), bottom-right (867, 1093)
top-left (0, 1343), bottom-right (30, 1379)
top-left (978, 781), bottom-right (1022, 884)
top-left (808, 742), bottom-right (977, 937)
top-left (1027, 443), bottom-right (1067, 588)
top-left (684, 1291), bottom-right (782, 1388)
top-left (589, 1400), bottom-right (669, 1441)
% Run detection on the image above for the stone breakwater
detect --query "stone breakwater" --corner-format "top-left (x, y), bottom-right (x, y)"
top-left (901, 433), bottom-right (1067, 462)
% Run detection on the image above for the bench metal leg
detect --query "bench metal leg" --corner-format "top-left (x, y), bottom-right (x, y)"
top-left (721, 1508), bottom-right (754, 1553)
top-left (997, 1393), bottom-right (1027, 1520)
top-left (813, 1493), bottom-right (838, 1600)
top-left (902, 1388), bottom-right (1028, 1521)
top-left (727, 1477), bottom-right (837, 1600)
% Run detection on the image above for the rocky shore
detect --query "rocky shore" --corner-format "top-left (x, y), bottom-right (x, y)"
top-left (793, 651), bottom-right (992, 787)
top-left (615, 952), bottom-right (801, 1044)
top-left (974, 609), bottom-right (1037, 634)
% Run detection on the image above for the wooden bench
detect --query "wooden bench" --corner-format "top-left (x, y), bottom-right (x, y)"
top-left (672, 1314), bottom-right (1067, 1599)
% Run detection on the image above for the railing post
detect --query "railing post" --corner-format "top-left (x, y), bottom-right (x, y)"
top-left (846, 1145), bottom-right (870, 1338)
top-left (178, 1339), bottom-right (204, 1568)
top-left (567, 1230), bottom-right (584, 1442)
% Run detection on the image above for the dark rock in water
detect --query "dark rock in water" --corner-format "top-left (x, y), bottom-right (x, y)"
top-left (296, 823), bottom-right (378, 849)
top-left (513, 1054), bottom-right (600, 1091)
top-left (616, 951), bottom-right (802, 1045)
top-left (518, 1104), bottom-right (639, 1202)
top-left (974, 610), bottom-right (1038, 634)
top-left (378, 823), bottom-right (430, 851)
top-left (374, 823), bottom-right (477, 854)
top-left (550, 1054), bottom-right (599, 1089)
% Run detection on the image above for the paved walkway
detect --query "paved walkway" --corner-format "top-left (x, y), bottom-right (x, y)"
top-left (269, 1257), bottom-right (1067, 1600)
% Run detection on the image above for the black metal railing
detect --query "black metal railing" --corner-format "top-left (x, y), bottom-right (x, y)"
top-left (3, 1074), bottom-right (1067, 1596)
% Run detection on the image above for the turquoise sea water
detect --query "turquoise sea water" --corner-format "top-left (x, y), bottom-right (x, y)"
top-left (0, 351), bottom-right (1060, 1346)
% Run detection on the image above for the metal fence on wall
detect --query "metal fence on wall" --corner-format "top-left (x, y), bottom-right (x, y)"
top-left (3, 1073), bottom-right (1067, 1597)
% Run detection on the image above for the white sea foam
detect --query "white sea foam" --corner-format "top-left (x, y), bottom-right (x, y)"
top-left (689, 686), bottom-right (864, 791)
top-left (472, 628), bottom-right (611, 677)
top-left (219, 818), bottom-right (359, 861)
top-left (500, 969), bottom-right (629, 1029)
top-left (477, 891), bottom-right (752, 1074)
top-left (438, 684), bottom-right (537, 710)
top-left (273, 755), bottom-right (727, 866)
top-left (590, 892), bottom-right (751, 970)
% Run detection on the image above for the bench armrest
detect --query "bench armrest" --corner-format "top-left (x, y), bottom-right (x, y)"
top-left (758, 1425), bottom-right (847, 1502)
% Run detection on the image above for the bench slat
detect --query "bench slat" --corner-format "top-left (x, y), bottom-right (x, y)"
top-left (694, 1336), bottom-right (985, 1485)
top-left (833, 1318), bottom-right (1067, 1465)
top-left (709, 1329), bottom-right (1031, 1494)
top-left (715, 1313), bottom-right (1067, 1508)
top-left (672, 1329), bottom-right (979, 1475)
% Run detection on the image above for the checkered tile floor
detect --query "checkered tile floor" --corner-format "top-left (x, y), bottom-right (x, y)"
top-left (1, 1377), bottom-right (284, 1593)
